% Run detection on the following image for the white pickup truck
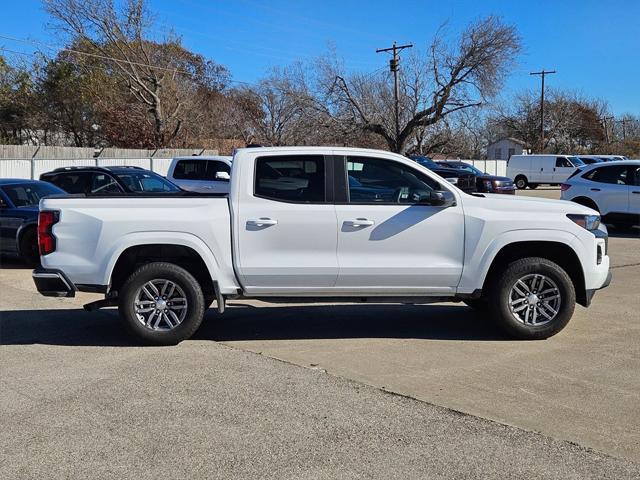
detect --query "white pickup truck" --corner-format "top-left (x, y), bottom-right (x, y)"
top-left (33, 147), bottom-right (611, 344)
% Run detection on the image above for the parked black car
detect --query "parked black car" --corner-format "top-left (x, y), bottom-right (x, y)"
top-left (0, 179), bottom-right (65, 266)
top-left (40, 166), bottom-right (181, 194)
top-left (409, 156), bottom-right (477, 193)
top-left (436, 161), bottom-right (516, 194)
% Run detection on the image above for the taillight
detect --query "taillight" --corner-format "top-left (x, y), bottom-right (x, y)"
top-left (38, 210), bottom-right (59, 255)
top-left (560, 183), bottom-right (571, 191)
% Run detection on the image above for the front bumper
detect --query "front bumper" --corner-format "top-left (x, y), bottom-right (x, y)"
top-left (32, 268), bottom-right (76, 297)
top-left (584, 270), bottom-right (612, 307)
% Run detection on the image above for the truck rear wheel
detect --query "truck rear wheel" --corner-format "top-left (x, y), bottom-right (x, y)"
top-left (118, 262), bottom-right (206, 345)
top-left (488, 257), bottom-right (575, 340)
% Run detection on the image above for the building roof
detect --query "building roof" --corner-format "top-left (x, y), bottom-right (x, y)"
top-left (488, 137), bottom-right (527, 147)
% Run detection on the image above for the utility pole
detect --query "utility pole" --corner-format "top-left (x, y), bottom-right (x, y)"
top-left (619, 118), bottom-right (628, 140)
top-left (602, 115), bottom-right (614, 143)
top-left (530, 69), bottom-right (556, 153)
top-left (377, 42), bottom-right (413, 151)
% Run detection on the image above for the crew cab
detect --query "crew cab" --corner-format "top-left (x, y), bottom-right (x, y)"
top-left (33, 147), bottom-right (611, 345)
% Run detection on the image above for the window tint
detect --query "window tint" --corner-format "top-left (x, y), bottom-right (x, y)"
top-left (556, 157), bottom-right (573, 167)
top-left (584, 165), bottom-right (629, 185)
top-left (1, 183), bottom-right (63, 207)
top-left (49, 172), bottom-right (90, 194)
top-left (346, 157), bottom-right (438, 204)
top-left (255, 155), bottom-right (325, 202)
top-left (630, 166), bottom-right (640, 186)
top-left (90, 173), bottom-right (122, 194)
top-left (116, 171), bottom-right (179, 192)
top-left (173, 159), bottom-right (231, 181)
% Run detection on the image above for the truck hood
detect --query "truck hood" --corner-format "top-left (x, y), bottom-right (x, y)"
top-left (472, 193), bottom-right (598, 216)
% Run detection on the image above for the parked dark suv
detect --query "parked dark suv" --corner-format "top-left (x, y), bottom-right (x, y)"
top-left (0, 179), bottom-right (65, 265)
top-left (409, 156), bottom-right (477, 193)
top-left (437, 161), bottom-right (515, 194)
top-left (40, 166), bottom-right (180, 194)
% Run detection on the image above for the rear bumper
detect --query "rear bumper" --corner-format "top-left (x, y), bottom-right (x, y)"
top-left (32, 268), bottom-right (76, 297)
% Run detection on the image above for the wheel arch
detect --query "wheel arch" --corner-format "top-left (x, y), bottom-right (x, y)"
top-left (481, 240), bottom-right (587, 307)
top-left (15, 221), bottom-right (37, 255)
top-left (570, 196), bottom-right (599, 210)
top-left (109, 244), bottom-right (216, 299)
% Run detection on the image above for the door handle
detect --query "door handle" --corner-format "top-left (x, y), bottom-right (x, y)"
top-left (590, 188), bottom-right (601, 192)
top-left (344, 218), bottom-right (375, 228)
top-left (247, 218), bottom-right (278, 227)
top-left (633, 191), bottom-right (640, 194)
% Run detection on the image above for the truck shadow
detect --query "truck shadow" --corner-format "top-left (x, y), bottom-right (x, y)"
top-left (1, 303), bottom-right (508, 347)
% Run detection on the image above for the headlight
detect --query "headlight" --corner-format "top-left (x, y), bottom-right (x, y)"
top-left (567, 214), bottom-right (600, 231)
top-left (446, 177), bottom-right (458, 185)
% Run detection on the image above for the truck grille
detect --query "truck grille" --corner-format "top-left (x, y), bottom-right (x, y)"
top-left (457, 174), bottom-right (477, 192)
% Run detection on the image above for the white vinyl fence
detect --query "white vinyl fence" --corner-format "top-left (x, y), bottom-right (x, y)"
top-left (458, 159), bottom-right (508, 177)
top-left (1, 157), bottom-right (176, 179)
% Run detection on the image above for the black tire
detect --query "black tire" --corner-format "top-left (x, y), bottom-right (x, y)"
top-left (488, 257), bottom-right (576, 340)
top-left (463, 298), bottom-right (489, 312)
top-left (514, 175), bottom-right (528, 190)
top-left (118, 262), bottom-right (205, 345)
top-left (528, 183), bottom-right (538, 189)
top-left (19, 227), bottom-right (40, 267)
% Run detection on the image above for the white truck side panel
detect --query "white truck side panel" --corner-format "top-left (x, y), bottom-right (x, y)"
top-left (40, 196), bottom-right (240, 293)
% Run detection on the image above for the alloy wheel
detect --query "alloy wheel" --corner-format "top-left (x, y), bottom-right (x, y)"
top-left (508, 273), bottom-right (561, 326)
top-left (134, 279), bottom-right (188, 331)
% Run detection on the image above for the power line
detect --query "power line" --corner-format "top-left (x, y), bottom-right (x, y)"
top-left (0, 34), bottom-right (193, 75)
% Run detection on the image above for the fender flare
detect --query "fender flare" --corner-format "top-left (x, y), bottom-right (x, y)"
top-left (100, 231), bottom-right (226, 289)
top-left (459, 229), bottom-right (584, 294)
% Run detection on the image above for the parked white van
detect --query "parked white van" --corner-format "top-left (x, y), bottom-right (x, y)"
top-left (507, 154), bottom-right (586, 189)
top-left (167, 156), bottom-right (233, 193)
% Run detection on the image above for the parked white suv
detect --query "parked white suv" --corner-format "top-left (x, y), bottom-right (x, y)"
top-left (33, 147), bottom-right (611, 344)
top-left (166, 156), bottom-right (232, 193)
top-left (507, 154), bottom-right (585, 189)
top-left (561, 160), bottom-right (640, 229)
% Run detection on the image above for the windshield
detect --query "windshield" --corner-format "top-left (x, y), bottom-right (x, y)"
top-left (568, 156), bottom-right (585, 166)
top-left (451, 163), bottom-right (483, 175)
top-left (115, 171), bottom-right (180, 192)
top-left (1, 182), bottom-right (64, 207)
top-left (410, 155), bottom-right (438, 168)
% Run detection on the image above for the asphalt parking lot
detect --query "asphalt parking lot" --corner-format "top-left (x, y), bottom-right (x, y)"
top-left (1, 187), bottom-right (639, 478)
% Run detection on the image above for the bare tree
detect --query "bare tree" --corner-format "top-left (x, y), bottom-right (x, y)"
top-left (44, 0), bottom-right (227, 147)
top-left (320, 16), bottom-right (521, 153)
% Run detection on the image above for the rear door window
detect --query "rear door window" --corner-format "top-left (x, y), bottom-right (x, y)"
top-left (173, 160), bottom-right (206, 180)
top-left (583, 166), bottom-right (629, 185)
top-left (48, 172), bottom-right (91, 194)
top-left (254, 155), bottom-right (325, 203)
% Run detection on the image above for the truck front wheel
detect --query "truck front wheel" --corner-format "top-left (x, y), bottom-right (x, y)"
top-left (489, 257), bottom-right (576, 340)
top-left (118, 262), bottom-right (206, 345)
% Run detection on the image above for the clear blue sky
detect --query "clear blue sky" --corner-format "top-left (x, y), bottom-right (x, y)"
top-left (2, 0), bottom-right (639, 115)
